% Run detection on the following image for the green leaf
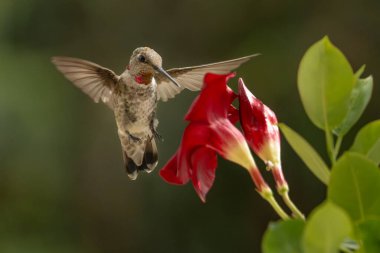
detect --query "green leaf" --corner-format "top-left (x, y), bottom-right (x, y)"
top-left (328, 152), bottom-right (380, 222)
top-left (357, 219), bottom-right (380, 253)
top-left (350, 120), bottom-right (380, 165)
top-left (302, 202), bottom-right (353, 253)
top-left (262, 220), bottom-right (305, 253)
top-left (298, 36), bottom-right (355, 131)
top-left (333, 72), bottom-right (373, 136)
top-left (279, 123), bottom-right (330, 184)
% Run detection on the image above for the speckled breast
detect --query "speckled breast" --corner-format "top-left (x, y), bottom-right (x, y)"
top-left (114, 78), bottom-right (158, 136)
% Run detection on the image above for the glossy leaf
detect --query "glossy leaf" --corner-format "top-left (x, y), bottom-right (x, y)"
top-left (357, 219), bottom-right (380, 253)
top-left (262, 220), bottom-right (305, 253)
top-left (350, 120), bottom-right (380, 165)
top-left (328, 153), bottom-right (380, 222)
top-left (298, 36), bottom-right (355, 130)
top-left (302, 202), bottom-right (352, 253)
top-left (279, 123), bottom-right (330, 184)
top-left (333, 72), bottom-right (373, 137)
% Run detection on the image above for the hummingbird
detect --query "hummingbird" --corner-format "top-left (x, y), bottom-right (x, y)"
top-left (52, 47), bottom-right (257, 180)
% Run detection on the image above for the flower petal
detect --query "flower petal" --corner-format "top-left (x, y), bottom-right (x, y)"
top-left (238, 78), bottom-right (281, 165)
top-left (208, 119), bottom-right (256, 170)
top-left (160, 152), bottom-right (189, 185)
top-left (228, 105), bottom-right (240, 124)
top-left (191, 147), bottom-right (218, 202)
top-left (185, 73), bottom-right (237, 123)
top-left (177, 123), bottom-right (211, 174)
top-left (160, 123), bottom-right (212, 185)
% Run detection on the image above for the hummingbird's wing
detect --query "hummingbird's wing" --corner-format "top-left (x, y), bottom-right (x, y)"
top-left (156, 54), bottom-right (258, 102)
top-left (51, 57), bottom-right (119, 107)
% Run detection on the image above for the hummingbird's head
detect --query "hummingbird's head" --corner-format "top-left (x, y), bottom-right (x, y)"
top-left (129, 47), bottom-right (162, 75)
top-left (129, 47), bottom-right (180, 87)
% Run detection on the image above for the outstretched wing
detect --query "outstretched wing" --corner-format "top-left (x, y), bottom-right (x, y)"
top-left (51, 56), bottom-right (119, 106)
top-left (156, 54), bottom-right (259, 102)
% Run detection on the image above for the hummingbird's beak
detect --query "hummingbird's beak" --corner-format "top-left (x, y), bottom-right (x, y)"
top-left (153, 65), bottom-right (181, 88)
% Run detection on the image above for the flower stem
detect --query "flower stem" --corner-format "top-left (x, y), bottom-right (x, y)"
top-left (261, 192), bottom-right (290, 220)
top-left (280, 191), bottom-right (305, 220)
top-left (248, 168), bottom-right (290, 220)
top-left (265, 195), bottom-right (289, 220)
top-left (270, 166), bottom-right (304, 219)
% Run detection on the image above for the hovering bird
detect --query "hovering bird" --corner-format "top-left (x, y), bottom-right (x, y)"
top-left (52, 47), bottom-right (257, 180)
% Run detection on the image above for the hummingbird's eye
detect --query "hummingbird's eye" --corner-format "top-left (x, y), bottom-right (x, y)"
top-left (138, 55), bottom-right (146, 63)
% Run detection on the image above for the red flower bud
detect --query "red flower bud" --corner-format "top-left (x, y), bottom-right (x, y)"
top-left (238, 78), bottom-right (287, 190)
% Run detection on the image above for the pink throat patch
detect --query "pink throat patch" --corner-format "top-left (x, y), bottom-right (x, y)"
top-left (135, 75), bottom-right (145, 84)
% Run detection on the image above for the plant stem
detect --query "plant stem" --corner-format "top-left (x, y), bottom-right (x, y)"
top-left (333, 135), bottom-right (343, 161)
top-left (261, 191), bottom-right (290, 220)
top-left (324, 127), bottom-right (335, 166)
top-left (271, 167), bottom-right (305, 219)
top-left (248, 168), bottom-right (290, 220)
top-left (281, 191), bottom-right (305, 220)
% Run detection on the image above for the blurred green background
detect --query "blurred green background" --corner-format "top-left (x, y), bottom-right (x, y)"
top-left (0, 0), bottom-right (379, 252)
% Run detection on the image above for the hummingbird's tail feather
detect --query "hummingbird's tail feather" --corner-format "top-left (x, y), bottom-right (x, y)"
top-left (123, 137), bottom-right (159, 180)
top-left (124, 154), bottom-right (139, 180)
top-left (143, 137), bottom-right (158, 173)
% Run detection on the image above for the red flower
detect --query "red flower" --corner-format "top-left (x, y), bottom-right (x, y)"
top-left (238, 78), bottom-right (287, 190)
top-left (160, 73), bottom-right (270, 202)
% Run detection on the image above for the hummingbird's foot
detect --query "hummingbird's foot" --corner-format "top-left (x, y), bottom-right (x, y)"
top-left (152, 130), bottom-right (163, 142)
top-left (127, 132), bottom-right (142, 143)
top-left (150, 119), bottom-right (163, 142)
